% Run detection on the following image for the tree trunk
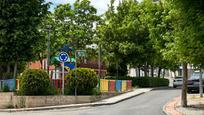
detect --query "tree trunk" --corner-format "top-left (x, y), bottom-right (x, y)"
top-left (138, 66), bottom-right (141, 77)
top-left (144, 62), bottom-right (148, 77)
top-left (199, 68), bottom-right (203, 97)
top-left (158, 68), bottom-right (161, 78)
top-left (7, 64), bottom-right (10, 73)
top-left (181, 63), bottom-right (188, 107)
top-left (151, 65), bottom-right (154, 77)
top-left (0, 64), bottom-right (2, 73)
top-left (163, 69), bottom-right (165, 78)
top-left (40, 59), bottom-right (43, 69)
top-left (174, 71), bottom-right (176, 78)
top-left (116, 60), bottom-right (119, 78)
top-left (13, 62), bottom-right (18, 79)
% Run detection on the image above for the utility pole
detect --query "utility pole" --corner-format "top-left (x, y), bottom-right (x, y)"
top-left (98, 44), bottom-right (101, 78)
top-left (47, 25), bottom-right (51, 74)
top-left (75, 50), bottom-right (77, 96)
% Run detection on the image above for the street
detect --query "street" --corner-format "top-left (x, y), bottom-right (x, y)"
top-left (0, 88), bottom-right (180, 115)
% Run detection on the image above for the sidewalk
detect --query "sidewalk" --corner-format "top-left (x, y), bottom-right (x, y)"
top-left (0, 88), bottom-right (152, 112)
top-left (163, 94), bottom-right (204, 115)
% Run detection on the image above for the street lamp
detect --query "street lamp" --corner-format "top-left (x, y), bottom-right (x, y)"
top-left (98, 44), bottom-right (101, 78)
top-left (46, 25), bottom-right (52, 74)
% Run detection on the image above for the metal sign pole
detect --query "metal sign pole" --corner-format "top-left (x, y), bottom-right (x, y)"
top-left (75, 51), bottom-right (77, 96)
top-left (62, 62), bottom-right (65, 95)
top-left (59, 51), bottom-right (69, 95)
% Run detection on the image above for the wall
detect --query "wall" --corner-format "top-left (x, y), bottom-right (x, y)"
top-left (0, 93), bottom-right (116, 109)
top-left (0, 93), bottom-right (14, 109)
top-left (100, 79), bottom-right (132, 93)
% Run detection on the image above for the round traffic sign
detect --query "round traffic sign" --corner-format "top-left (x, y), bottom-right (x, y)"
top-left (59, 52), bottom-right (69, 62)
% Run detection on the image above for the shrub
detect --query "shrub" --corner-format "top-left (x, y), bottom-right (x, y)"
top-left (105, 76), bottom-right (169, 87)
top-left (19, 69), bottom-right (50, 95)
top-left (65, 68), bottom-right (98, 95)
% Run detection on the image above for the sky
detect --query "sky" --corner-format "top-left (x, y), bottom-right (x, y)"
top-left (45, 0), bottom-right (120, 15)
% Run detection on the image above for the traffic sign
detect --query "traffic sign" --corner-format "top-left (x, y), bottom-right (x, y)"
top-left (59, 52), bottom-right (69, 95)
top-left (59, 52), bottom-right (69, 62)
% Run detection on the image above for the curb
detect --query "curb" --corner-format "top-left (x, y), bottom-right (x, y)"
top-left (0, 89), bottom-right (152, 112)
top-left (110, 92), bottom-right (145, 104)
top-left (162, 96), bottom-right (182, 115)
top-left (151, 87), bottom-right (172, 90)
top-left (162, 101), bottom-right (171, 115)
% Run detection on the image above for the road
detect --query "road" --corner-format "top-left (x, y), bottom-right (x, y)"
top-left (0, 88), bottom-right (180, 115)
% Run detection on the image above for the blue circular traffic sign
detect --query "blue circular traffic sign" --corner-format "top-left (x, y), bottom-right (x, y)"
top-left (59, 52), bottom-right (69, 62)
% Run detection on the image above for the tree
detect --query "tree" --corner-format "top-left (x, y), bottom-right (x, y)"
top-left (156, 0), bottom-right (204, 107)
top-left (37, 14), bottom-right (64, 69)
top-left (0, 0), bottom-right (49, 78)
top-left (53, 0), bottom-right (100, 50)
top-left (99, 0), bottom-right (153, 77)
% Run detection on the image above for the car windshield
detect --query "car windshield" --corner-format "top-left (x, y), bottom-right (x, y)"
top-left (189, 72), bottom-right (204, 80)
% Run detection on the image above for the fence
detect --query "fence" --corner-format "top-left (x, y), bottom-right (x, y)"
top-left (0, 79), bottom-right (64, 92)
top-left (100, 79), bottom-right (132, 93)
top-left (50, 79), bottom-right (68, 91)
top-left (0, 78), bottom-right (67, 92)
top-left (0, 79), bottom-right (132, 93)
top-left (0, 79), bottom-right (19, 91)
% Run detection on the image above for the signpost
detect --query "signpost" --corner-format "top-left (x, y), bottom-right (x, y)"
top-left (75, 50), bottom-right (86, 96)
top-left (59, 52), bottom-right (69, 95)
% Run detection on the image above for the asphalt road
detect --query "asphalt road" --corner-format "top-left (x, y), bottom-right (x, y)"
top-left (0, 88), bottom-right (180, 115)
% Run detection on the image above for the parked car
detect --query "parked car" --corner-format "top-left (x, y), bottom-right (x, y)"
top-left (187, 72), bottom-right (204, 93)
top-left (173, 76), bottom-right (183, 88)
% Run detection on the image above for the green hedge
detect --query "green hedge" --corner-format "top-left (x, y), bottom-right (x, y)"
top-left (19, 69), bottom-right (51, 95)
top-left (65, 68), bottom-right (98, 95)
top-left (105, 76), bottom-right (169, 87)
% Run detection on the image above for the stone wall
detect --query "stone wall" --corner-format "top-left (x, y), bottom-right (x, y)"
top-left (0, 93), bottom-right (14, 109)
top-left (0, 93), bottom-right (116, 108)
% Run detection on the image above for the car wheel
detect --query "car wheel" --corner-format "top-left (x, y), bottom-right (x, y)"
top-left (173, 85), bottom-right (176, 88)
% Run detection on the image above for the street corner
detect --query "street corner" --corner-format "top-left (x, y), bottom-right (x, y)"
top-left (163, 96), bottom-right (182, 115)
top-left (175, 94), bottom-right (204, 115)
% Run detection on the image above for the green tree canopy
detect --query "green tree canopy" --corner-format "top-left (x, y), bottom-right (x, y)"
top-left (53, 0), bottom-right (100, 49)
top-left (0, 0), bottom-right (49, 63)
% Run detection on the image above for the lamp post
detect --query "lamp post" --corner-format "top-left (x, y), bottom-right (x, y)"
top-left (98, 44), bottom-right (101, 78)
top-left (75, 50), bottom-right (86, 96)
top-left (47, 25), bottom-right (52, 73)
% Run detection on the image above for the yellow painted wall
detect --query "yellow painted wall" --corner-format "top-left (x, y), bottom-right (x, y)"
top-left (122, 80), bottom-right (127, 92)
top-left (100, 79), bottom-right (109, 92)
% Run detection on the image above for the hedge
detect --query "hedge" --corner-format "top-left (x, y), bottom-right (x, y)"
top-left (105, 76), bottom-right (169, 87)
